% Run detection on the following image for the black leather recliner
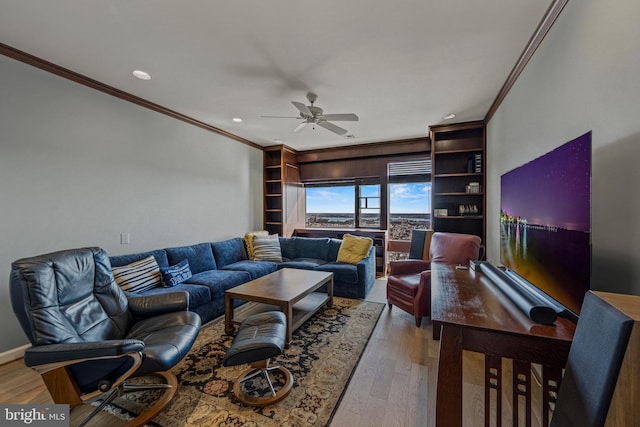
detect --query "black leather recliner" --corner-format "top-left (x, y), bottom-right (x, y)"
top-left (10, 247), bottom-right (201, 427)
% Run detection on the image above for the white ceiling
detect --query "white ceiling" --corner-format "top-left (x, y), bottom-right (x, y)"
top-left (0, 0), bottom-right (552, 151)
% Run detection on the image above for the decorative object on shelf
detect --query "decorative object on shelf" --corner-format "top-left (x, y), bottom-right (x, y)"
top-left (458, 204), bottom-right (479, 216)
top-left (466, 182), bottom-right (481, 193)
top-left (434, 209), bottom-right (448, 217)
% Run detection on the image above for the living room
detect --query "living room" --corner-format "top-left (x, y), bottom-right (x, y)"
top-left (1, 0), bottom-right (640, 425)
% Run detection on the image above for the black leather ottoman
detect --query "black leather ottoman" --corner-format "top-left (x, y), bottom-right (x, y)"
top-left (223, 311), bottom-right (293, 406)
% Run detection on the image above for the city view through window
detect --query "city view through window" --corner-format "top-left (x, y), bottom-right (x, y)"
top-left (305, 183), bottom-right (431, 241)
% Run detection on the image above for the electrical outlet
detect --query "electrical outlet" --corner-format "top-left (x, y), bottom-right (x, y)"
top-left (120, 233), bottom-right (130, 245)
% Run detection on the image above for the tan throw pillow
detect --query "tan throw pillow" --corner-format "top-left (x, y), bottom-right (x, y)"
top-left (336, 234), bottom-right (373, 264)
top-left (252, 234), bottom-right (283, 262)
top-left (244, 230), bottom-right (269, 260)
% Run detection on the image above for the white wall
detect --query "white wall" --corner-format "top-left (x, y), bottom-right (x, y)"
top-left (0, 55), bottom-right (264, 352)
top-left (487, 0), bottom-right (640, 296)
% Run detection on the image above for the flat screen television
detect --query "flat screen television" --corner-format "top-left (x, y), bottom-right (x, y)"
top-left (500, 131), bottom-right (591, 321)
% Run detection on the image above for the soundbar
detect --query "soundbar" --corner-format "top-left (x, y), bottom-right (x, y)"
top-left (476, 261), bottom-right (558, 324)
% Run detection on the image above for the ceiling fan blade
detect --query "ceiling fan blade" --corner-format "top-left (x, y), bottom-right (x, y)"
top-left (321, 113), bottom-right (359, 122)
top-left (292, 101), bottom-right (312, 117)
top-left (317, 120), bottom-right (348, 136)
top-left (261, 115), bottom-right (300, 119)
top-left (291, 121), bottom-right (308, 134)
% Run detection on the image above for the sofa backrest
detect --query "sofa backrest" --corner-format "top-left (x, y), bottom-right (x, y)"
top-left (211, 237), bottom-right (248, 268)
top-left (165, 242), bottom-right (217, 274)
top-left (109, 248), bottom-right (170, 269)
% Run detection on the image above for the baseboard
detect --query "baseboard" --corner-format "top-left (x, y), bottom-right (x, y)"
top-left (0, 343), bottom-right (29, 365)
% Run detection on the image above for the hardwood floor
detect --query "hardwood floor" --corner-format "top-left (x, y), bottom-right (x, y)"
top-left (0, 278), bottom-right (508, 426)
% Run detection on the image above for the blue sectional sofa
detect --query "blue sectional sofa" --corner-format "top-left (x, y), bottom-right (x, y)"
top-left (109, 236), bottom-right (376, 324)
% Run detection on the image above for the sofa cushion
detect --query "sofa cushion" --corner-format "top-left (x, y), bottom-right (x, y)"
top-left (252, 235), bottom-right (283, 262)
top-left (165, 242), bottom-right (216, 274)
top-left (184, 269), bottom-right (251, 298)
top-left (316, 262), bottom-right (359, 285)
top-left (279, 237), bottom-right (296, 260)
top-left (109, 249), bottom-right (169, 269)
top-left (160, 259), bottom-right (193, 287)
top-left (327, 238), bottom-right (342, 261)
top-left (337, 234), bottom-right (374, 264)
top-left (294, 237), bottom-right (331, 261)
top-left (278, 258), bottom-right (326, 270)
top-left (211, 238), bottom-right (248, 268)
top-left (112, 255), bottom-right (162, 293)
top-left (222, 260), bottom-right (278, 280)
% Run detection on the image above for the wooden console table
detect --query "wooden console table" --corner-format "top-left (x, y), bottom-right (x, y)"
top-left (431, 263), bottom-right (576, 427)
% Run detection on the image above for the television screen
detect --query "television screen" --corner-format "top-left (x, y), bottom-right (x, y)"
top-left (500, 131), bottom-right (591, 317)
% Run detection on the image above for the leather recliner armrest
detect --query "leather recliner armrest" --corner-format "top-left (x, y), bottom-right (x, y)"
top-left (388, 259), bottom-right (431, 276)
top-left (24, 339), bottom-right (145, 367)
top-left (127, 291), bottom-right (189, 318)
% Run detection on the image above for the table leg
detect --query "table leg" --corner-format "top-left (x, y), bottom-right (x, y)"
top-left (436, 324), bottom-right (463, 427)
top-left (224, 294), bottom-right (235, 336)
top-left (327, 277), bottom-right (334, 308)
top-left (281, 302), bottom-right (293, 348)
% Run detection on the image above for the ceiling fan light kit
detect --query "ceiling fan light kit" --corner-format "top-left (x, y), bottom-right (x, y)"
top-left (263, 92), bottom-right (358, 136)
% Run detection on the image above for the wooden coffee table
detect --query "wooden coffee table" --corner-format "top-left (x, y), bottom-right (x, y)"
top-left (224, 268), bottom-right (334, 347)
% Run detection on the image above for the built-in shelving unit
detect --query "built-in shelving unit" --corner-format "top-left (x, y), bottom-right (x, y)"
top-left (263, 145), bottom-right (303, 236)
top-left (429, 121), bottom-right (486, 243)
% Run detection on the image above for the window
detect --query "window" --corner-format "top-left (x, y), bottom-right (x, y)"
top-left (306, 185), bottom-right (355, 228)
top-left (388, 182), bottom-right (431, 240)
top-left (359, 185), bottom-right (380, 228)
top-left (388, 160), bottom-right (432, 260)
top-left (305, 181), bottom-right (381, 229)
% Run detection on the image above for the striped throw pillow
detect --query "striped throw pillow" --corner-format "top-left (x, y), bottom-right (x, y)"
top-left (112, 255), bottom-right (162, 293)
top-left (252, 234), bottom-right (282, 262)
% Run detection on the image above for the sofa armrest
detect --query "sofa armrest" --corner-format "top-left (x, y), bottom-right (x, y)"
top-left (127, 291), bottom-right (189, 318)
top-left (389, 259), bottom-right (431, 276)
top-left (24, 340), bottom-right (145, 368)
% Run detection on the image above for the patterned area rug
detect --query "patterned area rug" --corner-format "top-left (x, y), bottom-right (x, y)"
top-left (110, 297), bottom-right (384, 426)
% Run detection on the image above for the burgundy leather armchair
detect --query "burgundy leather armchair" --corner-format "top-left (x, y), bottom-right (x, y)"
top-left (387, 232), bottom-right (481, 326)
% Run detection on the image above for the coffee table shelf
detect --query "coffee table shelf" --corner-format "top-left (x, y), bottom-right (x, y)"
top-left (232, 292), bottom-right (330, 331)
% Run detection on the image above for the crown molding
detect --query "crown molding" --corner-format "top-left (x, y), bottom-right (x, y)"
top-left (484, 0), bottom-right (570, 124)
top-left (0, 43), bottom-right (262, 150)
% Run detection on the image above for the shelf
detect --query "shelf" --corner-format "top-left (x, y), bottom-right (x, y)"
top-left (434, 173), bottom-right (483, 178)
top-left (434, 215), bottom-right (483, 220)
top-left (435, 192), bottom-right (484, 196)
top-left (265, 193), bottom-right (282, 197)
top-left (434, 148), bottom-right (483, 155)
top-left (265, 209), bottom-right (283, 213)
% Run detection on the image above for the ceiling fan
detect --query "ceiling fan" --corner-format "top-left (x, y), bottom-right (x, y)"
top-left (262, 92), bottom-right (358, 136)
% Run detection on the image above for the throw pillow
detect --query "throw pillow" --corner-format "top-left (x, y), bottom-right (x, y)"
top-left (336, 234), bottom-right (373, 265)
top-left (160, 259), bottom-right (192, 287)
top-left (244, 230), bottom-right (269, 260)
top-left (112, 255), bottom-right (162, 293)
top-left (252, 234), bottom-right (283, 262)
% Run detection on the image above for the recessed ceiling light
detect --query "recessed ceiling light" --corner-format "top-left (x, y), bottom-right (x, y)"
top-left (274, 139), bottom-right (283, 143)
top-left (132, 70), bottom-right (152, 80)
top-left (442, 113), bottom-right (456, 120)
top-left (232, 117), bottom-right (243, 123)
